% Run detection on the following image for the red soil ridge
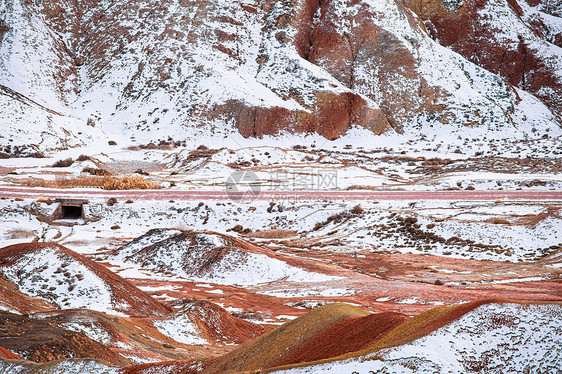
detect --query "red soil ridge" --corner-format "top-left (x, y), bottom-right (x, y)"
top-left (122, 359), bottom-right (214, 374)
top-left (268, 311), bottom-right (408, 366)
top-left (171, 298), bottom-right (265, 345)
top-left (0, 242), bottom-right (172, 318)
top-left (0, 346), bottom-right (23, 360)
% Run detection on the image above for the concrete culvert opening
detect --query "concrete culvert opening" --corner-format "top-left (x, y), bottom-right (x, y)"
top-left (61, 205), bottom-right (83, 219)
top-left (52, 199), bottom-right (89, 222)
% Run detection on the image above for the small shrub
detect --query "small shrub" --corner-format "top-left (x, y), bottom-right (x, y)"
top-left (0, 20), bottom-right (10, 34)
top-left (29, 151), bottom-right (46, 158)
top-left (52, 158), bottom-right (74, 167)
top-left (492, 218), bottom-right (510, 225)
top-left (247, 229), bottom-right (297, 239)
top-left (82, 167), bottom-right (111, 176)
top-left (111, 225), bottom-right (120, 230)
top-left (107, 197), bottom-right (118, 206)
top-left (351, 205), bottom-right (364, 214)
top-left (76, 154), bottom-right (91, 162)
top-left (231, 225), bottom-right (251, 234)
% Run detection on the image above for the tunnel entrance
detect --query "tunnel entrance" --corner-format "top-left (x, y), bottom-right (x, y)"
top-left (51, 199), bottom-right (89, 222)
top-left (61, 204), bottom-right (83, 219)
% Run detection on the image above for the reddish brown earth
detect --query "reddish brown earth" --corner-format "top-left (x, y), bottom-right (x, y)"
top-left (0, 346), bottom-right (23, 360)
top-left (168, 299), bottom-right (265, 345)
top-left (264, 311), bottom-right (408, 366)
top-left (0, 311), bottom-right (130, 366)
top-left (230, 92), bottom-right (390, 140)
top-left (0, 242), bottom-right (172, 318)
top-left (122, 360), bottom-right (213, 374)
top-left (0, 277), bottom-right (54, 314)
top-left (202, 304), bottom-right (378, 374)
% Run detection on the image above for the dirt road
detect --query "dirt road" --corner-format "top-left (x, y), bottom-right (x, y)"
top-left (1, 186), bottom-right (561, 202)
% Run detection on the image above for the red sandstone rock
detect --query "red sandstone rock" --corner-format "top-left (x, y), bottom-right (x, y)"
top-left (402, 0), bottom-right (562, 117)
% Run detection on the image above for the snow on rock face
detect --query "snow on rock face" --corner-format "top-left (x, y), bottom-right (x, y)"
top-left (404, 0), bottom-right (562, 118)
top-left (110, 229), bottom-right (337, 285)
top-left (0, 243), bottom-right (171, 317)
top-left (0, 0), bottom-right (560, 145)
top-left (0, 0), bottom-right (76, 109)
top-left (270, 303), bottom-right (562, 373)
top-left (0, 85), bottom-right (108, 154)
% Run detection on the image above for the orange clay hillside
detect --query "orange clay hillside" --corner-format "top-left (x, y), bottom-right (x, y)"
top-left (0, 347), bottom-right (23, 360)
top-left (250, 299), bottom-right (562, 374)
top-left (202, 303), bottom-right (407, 374)
top-left (0, 277), bottom-right (54, 314)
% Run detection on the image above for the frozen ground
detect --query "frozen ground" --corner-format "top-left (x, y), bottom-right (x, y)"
top-left (0, 193), bottom-right (560, 321)
top-left (1, 197), bottom-right (560, 264)
top-left (1, 129), bottom-right (561, 193)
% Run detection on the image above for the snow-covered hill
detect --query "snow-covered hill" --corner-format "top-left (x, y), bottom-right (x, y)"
top-left (0, 243), bottom-right (171, 317)
top-left (0, 0), bottom-right (560, 150)
top-left (107, 229), bottom-right (337, 285)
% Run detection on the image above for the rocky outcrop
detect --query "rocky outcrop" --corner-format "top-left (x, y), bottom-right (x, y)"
top-left (402, 0), bottom-right (562, 118)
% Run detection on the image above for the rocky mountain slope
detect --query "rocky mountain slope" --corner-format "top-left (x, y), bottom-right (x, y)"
top-left (0, 0), bottom-right (560, 152)
top-left (403, 0), bottom-right (562, 116)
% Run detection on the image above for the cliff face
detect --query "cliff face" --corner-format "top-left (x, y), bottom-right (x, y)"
top-left (0, 0), bottom-right (560, 147)
top-left (401, 0), bottom-right (562, 118)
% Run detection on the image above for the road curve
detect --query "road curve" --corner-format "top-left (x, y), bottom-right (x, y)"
top-left (1, 186), bottom-right (561, 202)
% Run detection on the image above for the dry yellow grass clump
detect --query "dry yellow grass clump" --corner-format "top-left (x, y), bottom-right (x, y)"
top-left (102, 175), bottom-right (160, 190)
top-left (246, 229), bottom-right (297, 239)
top-left (26, 175), bottom-right (160, 190)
